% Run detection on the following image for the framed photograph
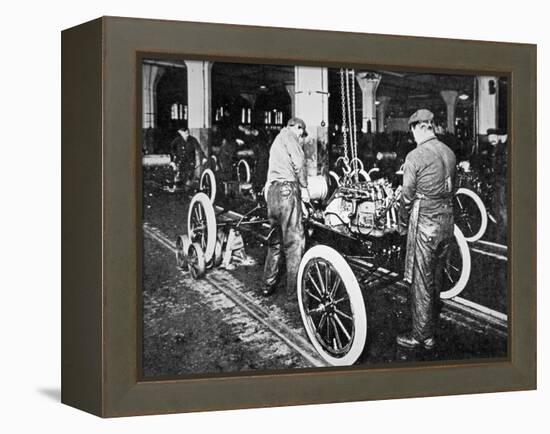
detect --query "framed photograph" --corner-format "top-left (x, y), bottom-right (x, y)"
top-left (62, 16), bottom-right (536, 417)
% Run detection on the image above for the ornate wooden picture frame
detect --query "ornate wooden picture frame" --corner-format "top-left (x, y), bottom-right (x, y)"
top-left (61, 16), bottom-right (536, 417)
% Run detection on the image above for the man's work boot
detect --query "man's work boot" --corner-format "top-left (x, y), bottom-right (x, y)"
top-left (396, 333), bottom-right (436, 350)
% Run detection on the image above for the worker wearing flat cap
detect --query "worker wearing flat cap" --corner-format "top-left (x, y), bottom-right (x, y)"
top-left (397, 109), bottom-right (456, 350)
top-left (262, 117), bottom-right (309, 301)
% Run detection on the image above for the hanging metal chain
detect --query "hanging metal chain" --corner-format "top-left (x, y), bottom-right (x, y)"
top-left (339, 68), bottom-right (349, 163)
top-left (344, 69), bottom-right (358, 181)
top-left (344, 69), bottom-right (354, 166)
top-left (350, 69), bottom-right (359, 176)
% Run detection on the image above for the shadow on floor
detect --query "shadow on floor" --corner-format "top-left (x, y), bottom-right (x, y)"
top-left (37, 388), bottom-right (60, 402)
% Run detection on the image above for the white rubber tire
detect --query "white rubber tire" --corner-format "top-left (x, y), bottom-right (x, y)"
top-left (199, 168), bottom-right (217, 204)
top-left (211, 155), bottom-right (219, 171)
top-left (454, 187), bottom-right (488, 243)
top-left (187, 192), bottom-right (217, 264)
top-left (175, 234), bottom-right (191, 270)
top-left (440, 225), bottom-right (471, 299)
top-left (297, 245), bottom-right (367, 366)
top-left (237, 159), bottom-right (251, 183)
top-left (187, 242), bottom-right (206, 279)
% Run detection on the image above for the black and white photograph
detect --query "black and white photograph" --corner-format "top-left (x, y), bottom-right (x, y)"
top-left (140, 58), bottom-right (509, 376)
top-left (2, 0), bottom-right (545, 429)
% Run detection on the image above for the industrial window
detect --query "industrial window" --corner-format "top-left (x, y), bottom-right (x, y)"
top-left (170, 103), bottom-right (187, 120)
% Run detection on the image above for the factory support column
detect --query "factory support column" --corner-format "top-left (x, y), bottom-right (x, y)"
top-left (440, 90), bottom-right (458, 134)
top-left (142, 64), bottom-right (164, 153)
top-left (185, 60), bottom-right (213, 167)
top-left (356, 72), bottom-right (381, 133)
top-left (476, 76), bottom-right (498, 134)
top-left (294, 67), bottom-right (329, 176)
top-left (376, 96), bottom-right (391, 133)
top-left (285, 83), bottom-right (295, 117)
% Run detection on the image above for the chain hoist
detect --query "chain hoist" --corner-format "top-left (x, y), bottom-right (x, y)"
top-left (339, 68), bottom-right (349, 164)
top-left (350, 69), bottom-right (359, 177)
top-left (344, 69), bottom-right (354, 168)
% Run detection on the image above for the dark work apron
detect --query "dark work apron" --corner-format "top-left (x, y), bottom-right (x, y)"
top-left (403, 142), bottom-right (453, 283)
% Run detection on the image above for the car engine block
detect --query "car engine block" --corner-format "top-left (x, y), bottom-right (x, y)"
top-left (323, 179), bottom-right (401, 235)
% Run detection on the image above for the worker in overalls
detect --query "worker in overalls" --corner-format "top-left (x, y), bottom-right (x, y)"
top-left (169, 126), bottom-right (202, 188)
top-left (262, 117), bottom-right (309, 300)
top-left (487, 128), bottom-right (508, 242)
top-left (397, 109), bottom-right (456, 350)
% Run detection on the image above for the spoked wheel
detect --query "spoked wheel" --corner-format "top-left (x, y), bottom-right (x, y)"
top-left (187, 242), bottom-right (206, 279)
top-left (453, 188), bottom-right (488, 242)
top-left (199, 168), bottom-right (217, 203)
top-left (166, 161), bottom-right (178, 187)
top-left (187, 192), bottom-right (217, 264)
top-left (206, 234), bottom-right (224, 269)
top-left (175, 234), bottom-right (191, 270)
top-left (237, 159), bottom-right (251, 183)
top-left (297, 245), bottom-right (367, 366)
top-left (440, 225), bottom-right (471, 299)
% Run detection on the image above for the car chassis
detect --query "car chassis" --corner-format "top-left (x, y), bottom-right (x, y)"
top-left (177, 173), bottom-right (471, 366)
